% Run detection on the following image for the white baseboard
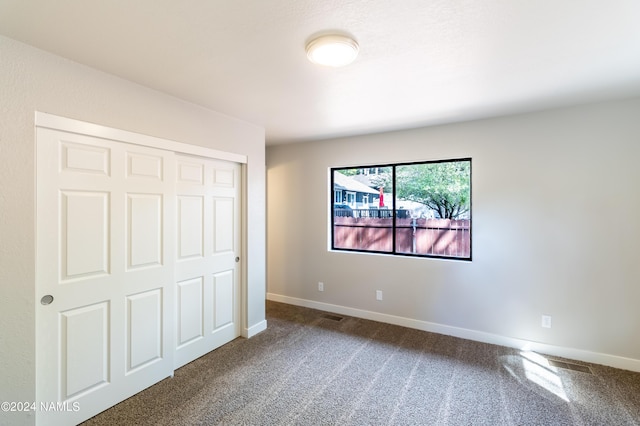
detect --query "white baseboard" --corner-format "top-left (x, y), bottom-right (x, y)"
top-left (267, 293), bottom-right (640, 373)
top-left (244, 319), bottom-right (268, 338)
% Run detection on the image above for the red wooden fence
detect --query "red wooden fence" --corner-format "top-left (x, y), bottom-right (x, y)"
top-left (333, 217), bottom-right (470, 258)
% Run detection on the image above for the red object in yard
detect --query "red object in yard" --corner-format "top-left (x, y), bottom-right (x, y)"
top-left (379, 187), bottom-right (384, 207)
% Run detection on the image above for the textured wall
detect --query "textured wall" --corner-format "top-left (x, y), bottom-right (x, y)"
top-left (0, 35), bottom-right (265, 426)
top-left (267, 97), bottom-right (640, 371)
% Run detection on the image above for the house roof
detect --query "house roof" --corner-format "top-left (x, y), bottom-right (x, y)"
top-left (333, 172), bottom-right (380, 195)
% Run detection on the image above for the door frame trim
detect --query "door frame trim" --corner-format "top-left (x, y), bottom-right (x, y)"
top-left (35, 111), bottom-right (247, 164)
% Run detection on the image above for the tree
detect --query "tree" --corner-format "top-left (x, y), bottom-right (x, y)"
top-left (370, 161), bottom-right (470, 219)
top-left (339, 168), bottom-right (360, 176)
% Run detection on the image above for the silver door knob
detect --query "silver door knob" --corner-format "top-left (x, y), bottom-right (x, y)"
top-left (235, 257), bottom-right (240, 263)
top-left (41, 295), bottom-right (54, 305)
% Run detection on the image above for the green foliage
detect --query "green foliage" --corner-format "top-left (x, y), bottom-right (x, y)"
top-left (338, 168), bottom-right (360, 176)
top-left (397, 161), bottom-right (470, 219)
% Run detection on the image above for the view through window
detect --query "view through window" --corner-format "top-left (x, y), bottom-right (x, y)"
top-left (331, 158), bottom-right (471, 260)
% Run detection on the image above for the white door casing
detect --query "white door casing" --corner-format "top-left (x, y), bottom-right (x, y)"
top-left (35, 115), bottom-right (244, 426)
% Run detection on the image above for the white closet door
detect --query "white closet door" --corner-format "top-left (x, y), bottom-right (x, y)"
top-left (174, 155), bottom-right (241, 368)
top-left (36, 128), bottom-right (176, 425)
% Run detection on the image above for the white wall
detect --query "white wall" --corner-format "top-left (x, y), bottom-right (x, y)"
top-left (0, 35), bottom-right (266, 426)
top-left (267, 97), bottom-right (640, 371)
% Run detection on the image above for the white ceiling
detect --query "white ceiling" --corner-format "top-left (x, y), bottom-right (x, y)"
top-left (1, 0), bottom-right (639, 145)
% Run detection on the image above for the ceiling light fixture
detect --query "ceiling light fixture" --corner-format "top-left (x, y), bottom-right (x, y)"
top-left (306, 35), bottom-right (359, 67)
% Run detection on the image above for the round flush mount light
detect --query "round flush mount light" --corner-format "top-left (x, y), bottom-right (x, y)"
top-left (306, 34), bottom-right (359, 67)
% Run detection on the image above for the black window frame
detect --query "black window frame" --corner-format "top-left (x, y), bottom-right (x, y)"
top-left (330, 157), bottom-right (472, 261)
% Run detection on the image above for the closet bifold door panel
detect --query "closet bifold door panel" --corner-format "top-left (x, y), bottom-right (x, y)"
top-left (35, 121), bottom-right (242, 425)
top-left (173, 155), bottom-right (241, 369)
top-left (36, 128), bottom-right (175, 425)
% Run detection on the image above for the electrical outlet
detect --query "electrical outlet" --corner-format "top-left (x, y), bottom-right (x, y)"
top-left (318, 282), bottom-right (324, 292)
top-left (541, 315), bottom-right (552, 328)
top-left (376, 290), bottom-right (383, 301)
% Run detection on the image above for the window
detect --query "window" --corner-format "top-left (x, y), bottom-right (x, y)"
top-left (331, 158), bottom-right (471, 260)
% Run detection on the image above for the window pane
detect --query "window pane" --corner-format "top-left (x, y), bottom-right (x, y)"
top-left (394, 160), bottom-right (471, 258)
top-left (332, 167), bottom-right (393, 252)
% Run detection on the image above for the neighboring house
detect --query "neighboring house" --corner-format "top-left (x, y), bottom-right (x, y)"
top-left (333, 171), bottom-right (416, 218)
top-left (333, 171), bottom-right (381, 209)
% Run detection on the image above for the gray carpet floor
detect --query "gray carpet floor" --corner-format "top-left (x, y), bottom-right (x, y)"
top-left (83, 301), bottom-right (640, 425)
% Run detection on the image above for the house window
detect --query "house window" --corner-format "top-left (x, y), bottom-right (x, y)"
top-left (331, 158), bottom-right (471, 260)
top-left (345, 192), bottom-right (356, 207)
